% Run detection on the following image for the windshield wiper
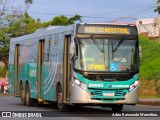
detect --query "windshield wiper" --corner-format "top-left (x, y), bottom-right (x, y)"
top-left (90, 36), bottom-right (104, 53)
top-left (112, 39), bottom-right (124, 53)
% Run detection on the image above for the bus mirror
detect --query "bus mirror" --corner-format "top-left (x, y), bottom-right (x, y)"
top-left (70, 42), bottom-right (75, 58)
top-left (139, 45), bottom-right (142, 57)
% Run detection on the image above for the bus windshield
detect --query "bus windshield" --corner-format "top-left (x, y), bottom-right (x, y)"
top-left (74, 38), bottom-right (138, 72)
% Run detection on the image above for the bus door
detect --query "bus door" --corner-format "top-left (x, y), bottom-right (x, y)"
top-left (63, 35), bottom-right (71, 103)
top-left (37, 40), bottom-right (44, 102)
top-left (14, 44), bottom-right (20, 96)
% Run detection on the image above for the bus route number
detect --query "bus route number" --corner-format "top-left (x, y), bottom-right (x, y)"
top-left (88, 83), bottom-right (104, 88)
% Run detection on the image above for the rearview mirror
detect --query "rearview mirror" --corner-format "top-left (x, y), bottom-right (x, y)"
top-left (70, 42), bottom-right (75, 59)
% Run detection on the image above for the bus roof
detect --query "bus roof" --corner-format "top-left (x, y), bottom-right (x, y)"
top-left (79, 22), bottom-right (136, 26)
top-left (10, 23), bottom-right (136, 43)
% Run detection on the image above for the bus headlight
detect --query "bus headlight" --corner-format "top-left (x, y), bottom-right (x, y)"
top-left (74, 78), bottom-right (87, 91)
top-left (129, 80), bottom-right (139, 91)
top-left (75, 79), bottom-right (80, 85)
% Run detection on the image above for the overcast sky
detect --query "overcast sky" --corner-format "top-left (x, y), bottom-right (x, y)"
top-left (28, 0), bottom-right (157, 23)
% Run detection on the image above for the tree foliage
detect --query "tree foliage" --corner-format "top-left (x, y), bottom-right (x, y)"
top-left (42, 14), bottom-right (82, 27)
top-left (7, 13), bottom-right (41, 37)
top-left (25, 0), bottom-right (33, 4)
top-left (0, 66), bottom-right (3, 77)
top-left (156, 0), bottom-right (160, 14)
top-left (0, 0), bottom-right (35, 77)
top-left (25, 0), bottom-right (33, 12)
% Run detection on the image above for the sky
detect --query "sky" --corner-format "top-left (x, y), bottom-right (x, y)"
top-left (28, 0), bottom-right (158, 23)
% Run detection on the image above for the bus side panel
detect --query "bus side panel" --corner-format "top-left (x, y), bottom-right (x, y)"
top-left (8, 42), bottom-right (15, 95)
top-left (18, 63), bottom-right (37, 99)
top-left (27, 63), bottom-right (37, 99)
top-left (41, 35), bottom-right (57, 101)
top-left (18, 40), bottom-right (38, 99)
top-left (41, 33), bottom-right (64, 101)
top-left (41, 36), bottom-right (52, 101)
top-left (41, 63), bottom-right (53, 100)
top-left (28, 40), bottom-right (38, 99)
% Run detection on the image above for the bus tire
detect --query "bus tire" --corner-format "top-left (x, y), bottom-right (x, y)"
top-left (25, 84), bottom-right (35, 107)
top-left (111, 104), bottom-right (123, 112)
top-left (20, 83), bottom-right (26, 106)
top-left (56, 85), bottom-right (70, 112)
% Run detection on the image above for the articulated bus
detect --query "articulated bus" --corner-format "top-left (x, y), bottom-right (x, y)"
top-left (8, 23), bottom-right (139, 112)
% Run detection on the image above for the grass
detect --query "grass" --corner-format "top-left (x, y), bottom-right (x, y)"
top-left (139, 35), bottom-right (160, 98)
top-left (139, 35), bottom-right (160, 80)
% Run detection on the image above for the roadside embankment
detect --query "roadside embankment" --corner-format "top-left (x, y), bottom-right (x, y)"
top-left (138, 79), bottom-right (160, 106)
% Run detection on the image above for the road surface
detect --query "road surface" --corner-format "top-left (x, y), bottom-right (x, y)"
top-left (0, 95), bottom-right (160, 120)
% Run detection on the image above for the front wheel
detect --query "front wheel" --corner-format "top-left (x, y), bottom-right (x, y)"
top-left (56, 85), bottom-right (70, 112)
top-left (111, 104), bottom-right (123, 112)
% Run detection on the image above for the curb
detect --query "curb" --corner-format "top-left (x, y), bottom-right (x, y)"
top-left (0, 93), bottom-right (11, 96)
top-left (138, 100), bottom-right (160, 106)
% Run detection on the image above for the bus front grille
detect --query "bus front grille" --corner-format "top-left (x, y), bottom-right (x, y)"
top-left (88, 89), bottom-right (127, 101)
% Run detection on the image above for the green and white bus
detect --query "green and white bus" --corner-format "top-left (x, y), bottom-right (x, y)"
top-left (8, 23), bottom-right (139, 112)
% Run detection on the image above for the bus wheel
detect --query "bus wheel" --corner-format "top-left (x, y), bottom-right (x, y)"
top-left (111, 104), bottom-right (123, 112)
top-left (57, 86), bottom-right (69, 112)
top-left (20, 84), bottom-right (26, 106)
top-left (25, 84), bottom-right (35, 106)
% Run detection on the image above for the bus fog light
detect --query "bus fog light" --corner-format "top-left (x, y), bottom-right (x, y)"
top-left (129, 84), bottom-right (134, 91)
top-left (81, 83), bottom-right (87, 91)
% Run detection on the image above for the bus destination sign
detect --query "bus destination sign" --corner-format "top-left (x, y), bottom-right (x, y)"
top-left (77, 25), bottom-right (131, 35)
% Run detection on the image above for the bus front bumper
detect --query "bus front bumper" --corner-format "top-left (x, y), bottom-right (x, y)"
top-left (70, 83), bottom-right (139, 105)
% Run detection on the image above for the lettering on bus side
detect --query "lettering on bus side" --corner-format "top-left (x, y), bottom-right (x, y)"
top-left (29, 70), bottom-right (36, 77)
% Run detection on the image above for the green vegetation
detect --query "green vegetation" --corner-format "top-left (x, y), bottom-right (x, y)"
top-left (139, 35), bottom-right (160, 80)
top-left (0, 66), bottom-right (3, 77)
top-left (139, 35), bottom-right (160, 97)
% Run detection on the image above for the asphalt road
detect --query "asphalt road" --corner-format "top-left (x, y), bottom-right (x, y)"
top-left (0, 95), bottom-right (160, 120)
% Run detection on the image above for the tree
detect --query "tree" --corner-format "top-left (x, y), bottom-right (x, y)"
top-left (42, 14), bottom-right (82, 27)
top-left (157, 0), bottom-right (160, 14)
top-left (0, 27), bottom-right (9, 77)
top-left (7, 13), bottom-right (41, 37)
top-left (0, 0), bottom-right (34, 77)
top-left (25, 0), bottom-right (33, 12)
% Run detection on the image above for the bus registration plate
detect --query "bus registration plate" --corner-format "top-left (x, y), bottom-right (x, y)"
top-left (103, 92), bottom-right (114, 96)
